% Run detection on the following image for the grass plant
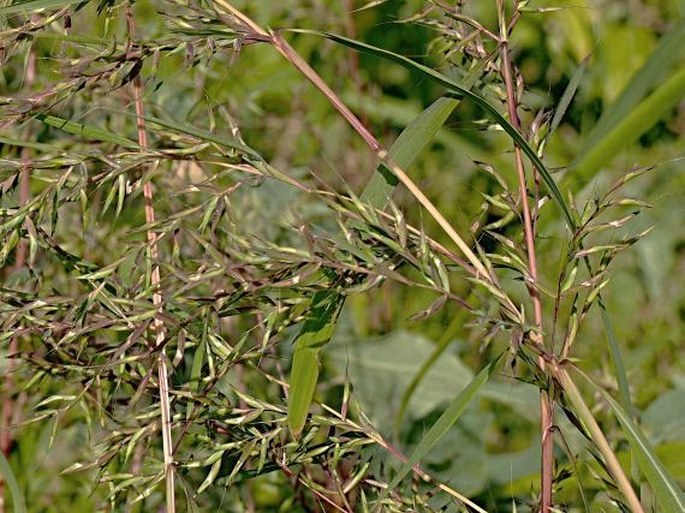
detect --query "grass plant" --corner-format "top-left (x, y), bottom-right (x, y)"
top-left (1, 1), bottom-right (684, 512)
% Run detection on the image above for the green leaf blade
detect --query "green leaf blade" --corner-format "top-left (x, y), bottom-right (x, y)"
top-left (287, 90), bottom-right (484, 437)
top-left (380, 357), bottom-right (499, 503)
top-left (569, 67), bottom-right (685, 187)
top-left (36, 113), bottom-right (139, 149)
top-left (287, 346), bottom-right (321, 438)
top-left (323, 31), bottom-right (575, 230)
top-left (0, 452), bottom-right (27, 513)
top-left (0, 0), bottom-right (84, 15)
top-left (602, 390), bottom-right (685, 513)
top-left (576, 17), bottom-right (685, 159)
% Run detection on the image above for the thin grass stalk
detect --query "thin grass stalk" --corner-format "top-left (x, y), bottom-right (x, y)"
top-left (552, 365), bottom-right (644, 513)
top-left (212, 0), bottom-right (504, 293)
top-left (0, 44), bottom-right (35, 513)
top-left (125, 5), bottom-right (175, 512)
top-left (495, 1), bottom-right (554, 510)
top-left (363, 429), bottom-right (488, 513)
top-left (269, 31), bottom-right (492, 280)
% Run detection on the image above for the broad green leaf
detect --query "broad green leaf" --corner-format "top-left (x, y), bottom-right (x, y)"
top-left (323, 32), bottom-right (575, 230)
top-left (379, 357), bottom-right (499, 504)
top-left (601, 390), bottom-right (685, 513)
top-left (36, 114), bottom-right (139, 149)
top-left (0, 452), bottom-right (26, 513)
top-left (287, 290), bottom-right (343, 437)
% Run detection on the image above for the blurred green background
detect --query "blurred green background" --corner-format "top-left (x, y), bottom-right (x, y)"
top-left (1, 0), bottom-right (685, 512)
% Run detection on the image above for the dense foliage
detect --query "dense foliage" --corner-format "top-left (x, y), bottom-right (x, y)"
top-left (1, 1), bottom-right (685, 512)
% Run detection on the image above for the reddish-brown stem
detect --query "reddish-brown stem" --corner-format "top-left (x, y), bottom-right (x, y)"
top-left (0, 44), bottom-right (36, 513)
top-left (496, 1), bottom-right (554, 511)
top-left (125, 5), bottom-right (175, 512)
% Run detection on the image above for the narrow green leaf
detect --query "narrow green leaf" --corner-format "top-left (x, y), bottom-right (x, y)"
top-left (36, 114), bottom-right (139, 149)
top-left (0, 452), bottom-right (27, 513)
top-left (287, 291), bottom-right (343, 436)
top-left (75, 256), bottom-right (127, 281)
top-left (197, 455), bottom-right (224, 495)
top-left (569, 67), bottom-right (685, 186)
top-left (393, 313), bottom-right (466, 434)
top-left (598, 299), bottom-right (640, 484)
top-left (576, 17), bottom-right (685, 158)
top-left (287, 347), bottom-right (320, 438)
top-left (361, 60), bottom-right (483, 209)
top-left (600, 390), bottom-right (685, 512)
top-left (323, 32), bottom-right (575, 230)
top-left (140, 114), bottom-right (262, 159)
top-left (287, 90), bottom-right (482, 436)
top-left (550, 57), bottom-right (588, 135)
top-left (380, 357), bottom-right (499, 503)
top-left (115, 174), bottom-right (126, 218)
top-left (0, 136), bottom-right (62, 153)
top-left (0, 0), bottom-right (84, 15)
top-left (359, 98), bottom-right (454, 209)
top-left (189, 315), bottom-right (210, 397)
top-left (295, 291), bottom-right (345, 351)
top-left (599, 302), bottom-right (635, 418)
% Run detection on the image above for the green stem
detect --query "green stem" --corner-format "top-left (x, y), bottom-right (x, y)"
top-left (553, 365), bottom-right (644, 513)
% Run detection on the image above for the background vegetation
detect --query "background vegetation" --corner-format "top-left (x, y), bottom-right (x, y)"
top-left (1, 0), bottom-right (685, 512)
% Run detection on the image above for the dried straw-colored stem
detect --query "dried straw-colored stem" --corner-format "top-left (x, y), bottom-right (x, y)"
top-left (552, 365), bottom-right (644, 513)
top-left (125, 5), bottom-right (175, 512)
top-left (212, 0), bottom-right (509, 298)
